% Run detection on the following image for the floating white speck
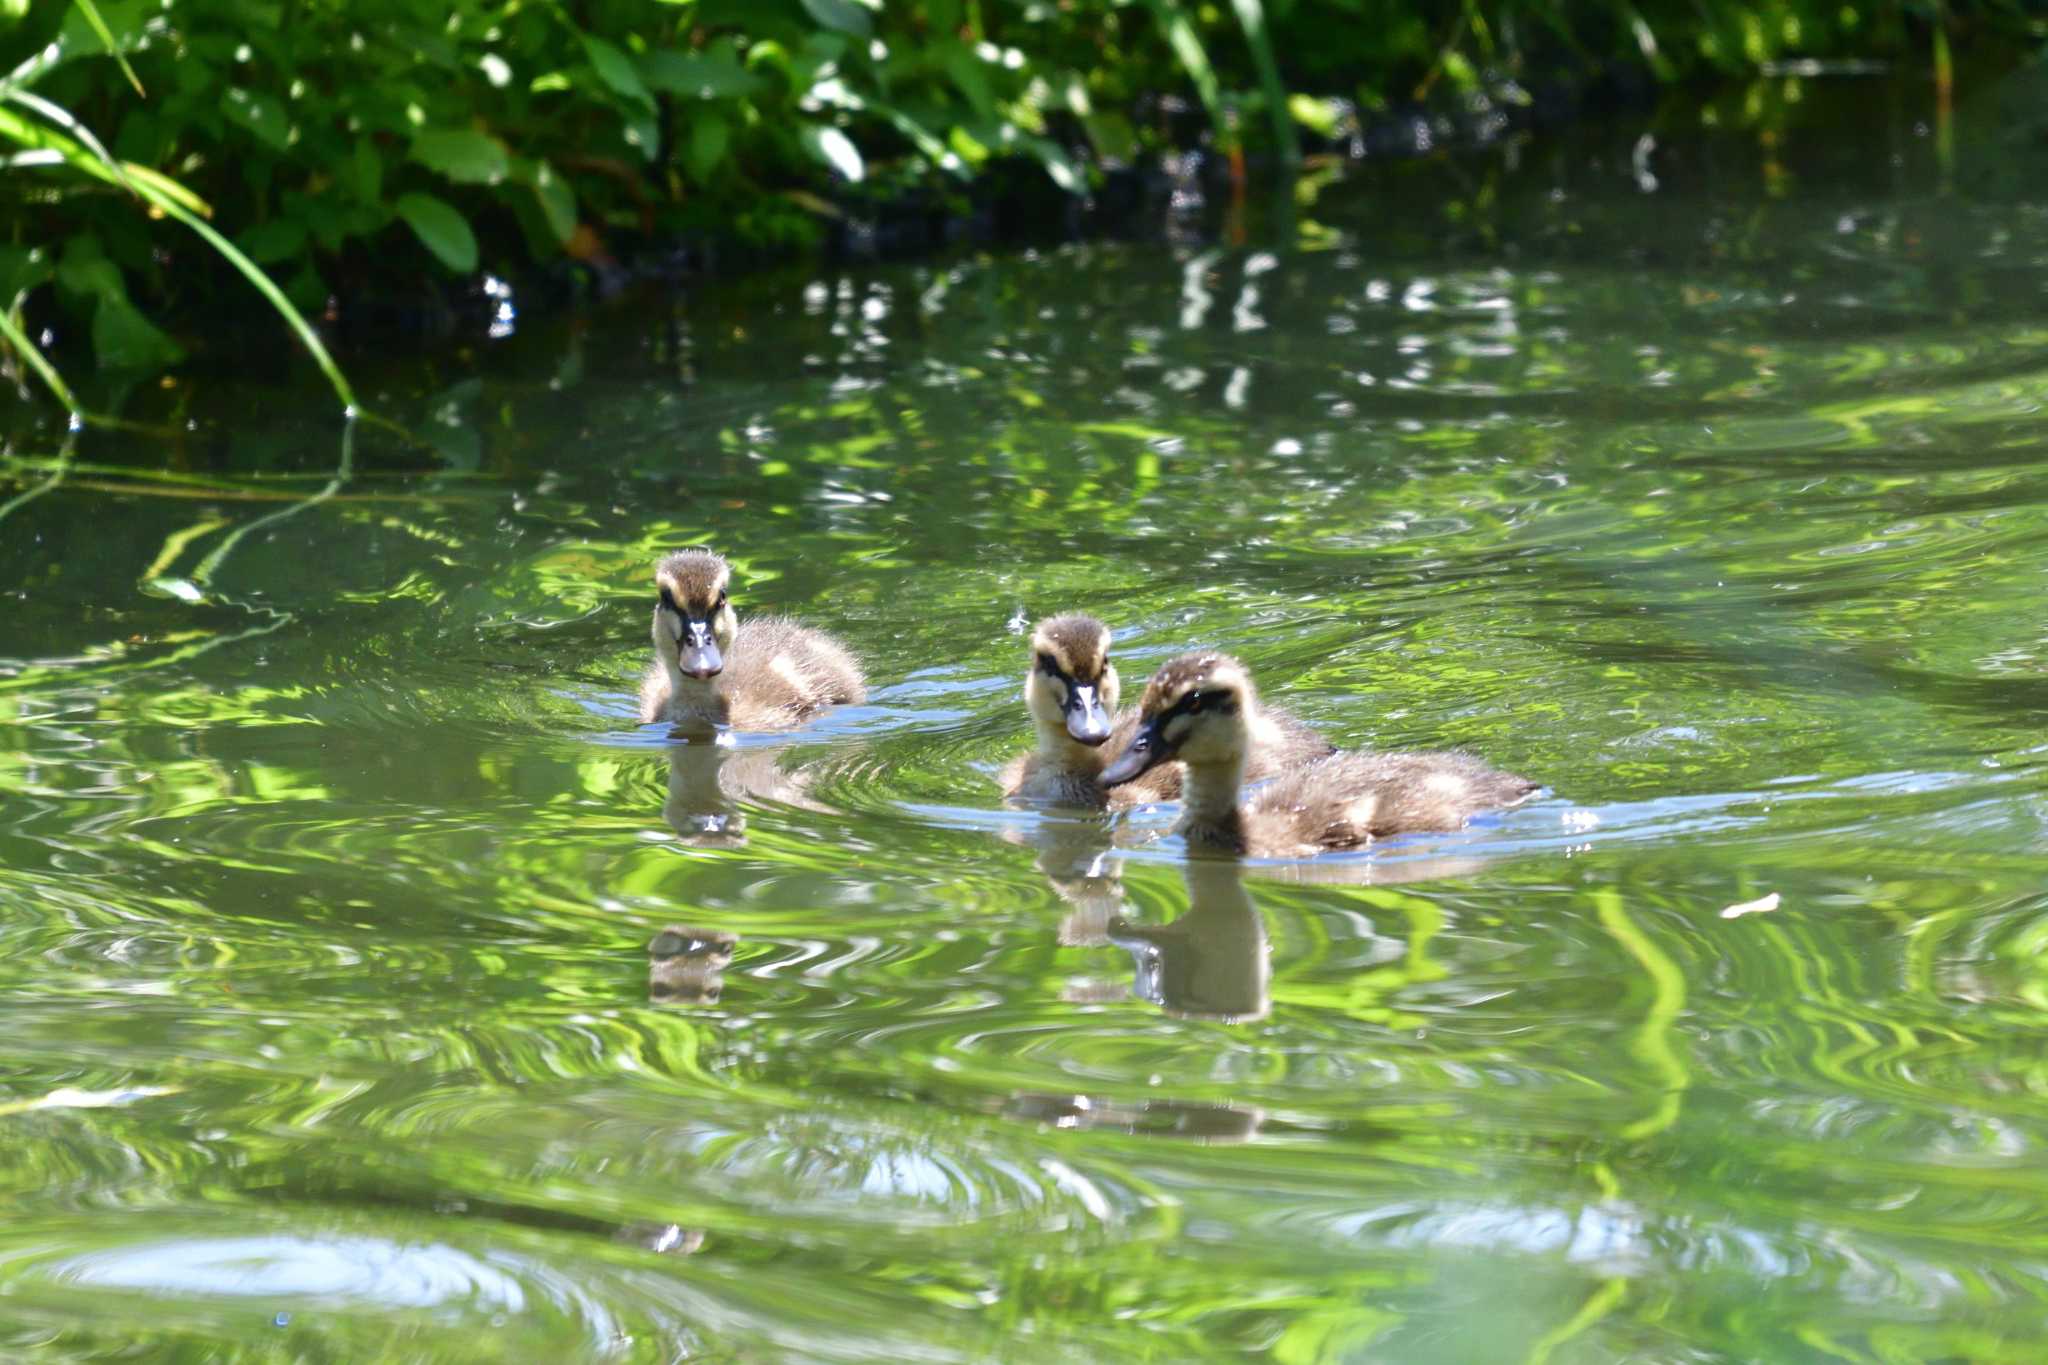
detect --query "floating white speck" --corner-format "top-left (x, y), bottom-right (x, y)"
top-left (0, 1085), bottom-right (178, 1118)
top-left (1720, 892), bottom-right (1781, 920)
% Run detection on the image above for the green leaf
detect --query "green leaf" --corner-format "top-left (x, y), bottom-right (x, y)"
top-left (1440, 49), bottom-right (1478, 93)
top-left (624, 110), bottom-right (659, 163)
top-left (1080, 110), bottom-right (1139, 164)
top-left (1017, 133), bottom-right (1085, 193)
top-left (220, 85), bottom-right (292, 151)
top-left (284, 260), bottom-right (326, 313)
top-left (685, 113), bottom-right (729, 184)
top-left (948, 124), bottom-right (989, 167)
top-left (409, 127), bottom-right (510, 184)
top-left (92, 295), bottom-right (183, 370)
top-left (640, 48), bottom-right (765, 100)
top-left (580, 34), bottom-right (651, 106)
top-left (0, 245), bottom-right (51, 303)
top-left (236, 215), bottom-right (306, 264)
top-left (866, 99), bottom-right (965, 179)
top-left (394, 192), bottom-right (477, 273)
top-left (1286, 94), bottom-right (1340, 138)
top-left (938, 42), bottom-right (994, 117)
top-left (800, 124), bottom-right (863, 182)
top-left (528, 161), bottom-right (576, 244)
top-left (346, 136), bottom-right (383, 204)
top-left (799, 0), bottom-right (873, 39)
top-left (56, 237), bottom-right (123, 303)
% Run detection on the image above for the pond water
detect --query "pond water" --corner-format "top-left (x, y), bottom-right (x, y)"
top-left (6, 71), bottom-right (2048, 1362)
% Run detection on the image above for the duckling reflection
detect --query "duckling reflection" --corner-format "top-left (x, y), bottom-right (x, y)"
top-left (613, 1222), bottom-right (706, 1256)
top-left (648, 924), bottom-right (737, 1006)
top-left (994, 810), bottom-right (1130, 947)
top-left (1104, 860), bottom-right (1269, 1022)
top-left (1003, 1092), bottom-right (1265, 1142)
top-left (660, 736), bottom-right (826, 848)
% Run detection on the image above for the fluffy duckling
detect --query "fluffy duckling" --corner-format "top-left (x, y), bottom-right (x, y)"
top-left (1000, 614), bottom-right (1329, 809)
top-left (638, 549), bottom-right (865, 730)
top-left (1102, 651), bottom-right (1537, 858)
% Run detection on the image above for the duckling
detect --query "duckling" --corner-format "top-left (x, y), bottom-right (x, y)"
top-left (1101, 652), bottom-right (1537, 858)
top-left (1000, 614), bottom-right (1330, 809)
top-left (661, 739), bottom-right (822, 847)
top-left (638, 549), bottom-right (865, 731)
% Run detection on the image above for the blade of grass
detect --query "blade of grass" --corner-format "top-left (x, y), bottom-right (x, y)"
top-left (0, 301), bottom-right (83, 421)
top-left (1223, 0), bottom-right (1298, 165)
top-left (7, 88), bottom-right (127, 182)
top-left (118, 162), bottom-right (213, 218)
top-left (191, 418), bottom-right (356, 588)
top-left (2, 94), bottom-right (355, 413)
top-left (0, 430), bottom-right (76, 526)
top-left (146, 189), bottom-right (357, 413)
top-left (0, 40), bottom-right (65, 101)
top-left (74, 0), bottom-right (146, 98)
top-left (1139, 0), bottom-right (1227, 147)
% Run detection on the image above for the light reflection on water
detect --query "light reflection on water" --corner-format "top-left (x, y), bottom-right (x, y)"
top-left (6, 72), bottom-right (2048, 1361)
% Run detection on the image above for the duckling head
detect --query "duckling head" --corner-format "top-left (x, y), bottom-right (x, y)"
top-left (652, 549), bottom-right (739, 681)
top-left (1101, 651), bottom-right (1254, 786)
top-left (1025, 614), bottom-right (1117, 746)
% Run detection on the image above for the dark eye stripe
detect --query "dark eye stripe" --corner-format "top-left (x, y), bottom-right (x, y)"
top-left (1162, 688), bottom-right (1231, 721)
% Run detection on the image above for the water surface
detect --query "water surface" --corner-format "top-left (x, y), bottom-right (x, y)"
top-left (6, 72), bottom-right (2048, 1362)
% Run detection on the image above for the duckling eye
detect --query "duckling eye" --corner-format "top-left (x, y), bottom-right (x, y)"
top-left (1036, 652), bottom-right (1060, 676)
top-left (715, 591), bottom-right (729, 610)
top-left (658, 586), bottom-right (678, 612)
top-left (1185, 692), bottom-right (1205, 713)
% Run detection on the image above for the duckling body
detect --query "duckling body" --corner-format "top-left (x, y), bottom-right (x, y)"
top-left (1000, 614), bottom-right (1329, 809)
top-left (1102, 651), bottom-right (1536, 858)
top-left (638, 549), bottom-right (865, 731)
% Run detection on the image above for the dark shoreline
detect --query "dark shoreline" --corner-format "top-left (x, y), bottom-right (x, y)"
top-left (17, 61), bottom-right (1661, 380)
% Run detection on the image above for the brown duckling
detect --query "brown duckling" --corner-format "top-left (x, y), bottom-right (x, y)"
top-left (1101, 652), bottom-right (1537, 858)
top-left (638, 549), bottom-right (865, 731)
top-left (1000, 614), bottom-right (1329, 809)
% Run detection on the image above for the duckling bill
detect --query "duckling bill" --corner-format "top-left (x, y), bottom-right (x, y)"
top-left (1001, 614), bottom-right (1329, 809)
top-left (1103, 651), bottom-right (1537, 858)
top-left (639, 549), bottom-right (865, 731)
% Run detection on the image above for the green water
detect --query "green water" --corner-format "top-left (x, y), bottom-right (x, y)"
top-left (8, 74), bottom-right (2048, 1362)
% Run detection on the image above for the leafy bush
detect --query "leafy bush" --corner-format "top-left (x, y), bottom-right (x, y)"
top-left (0, 0), bottom-right (2035, 415)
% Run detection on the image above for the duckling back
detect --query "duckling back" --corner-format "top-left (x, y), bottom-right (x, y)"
top-left (1231, 749), bottom-right (1537, 858)
top-left (721, 615), bottom-right (866, 728)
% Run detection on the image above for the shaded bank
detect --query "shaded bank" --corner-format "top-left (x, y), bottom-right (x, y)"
top-left (1, 0), bottom-right (2039, 419)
